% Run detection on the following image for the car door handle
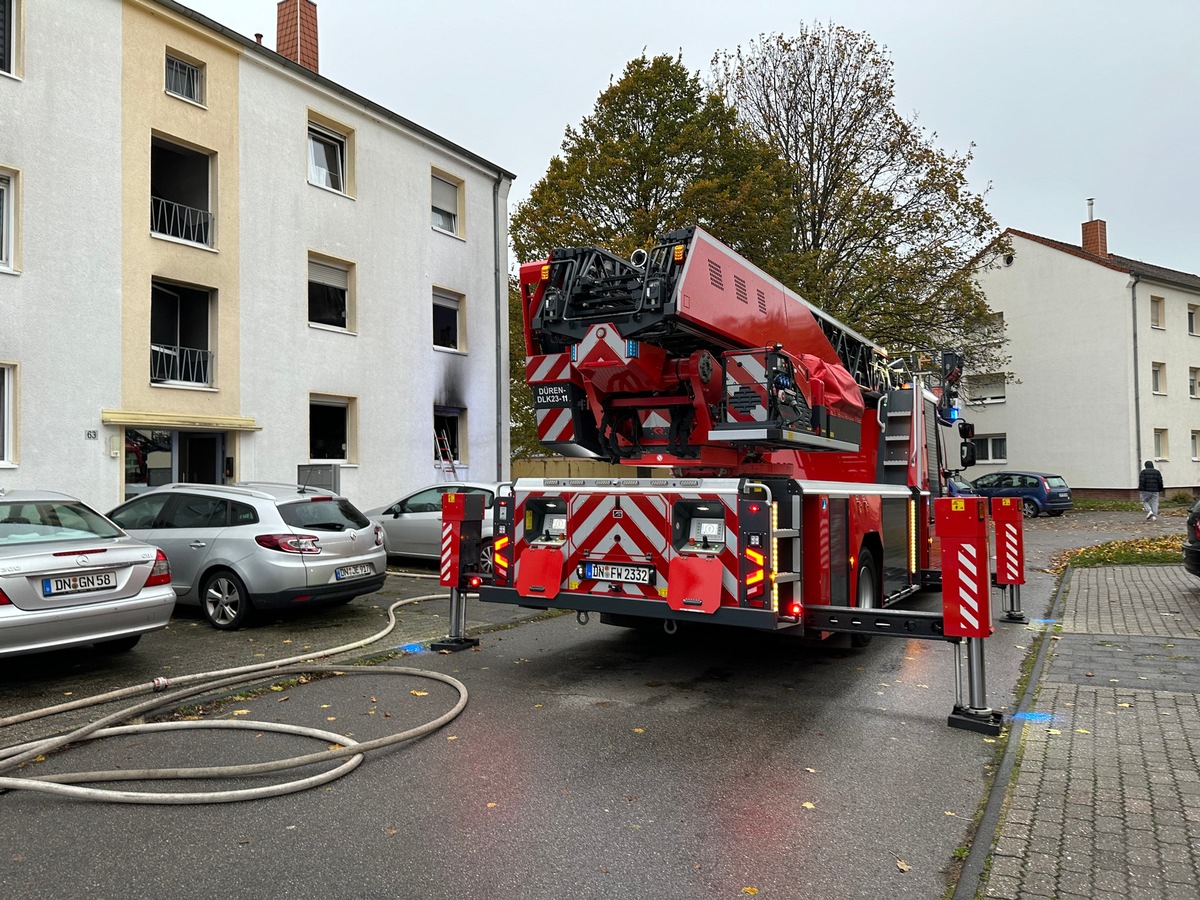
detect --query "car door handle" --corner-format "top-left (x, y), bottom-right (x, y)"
top-left (189, 541), bottom-right (207, 549)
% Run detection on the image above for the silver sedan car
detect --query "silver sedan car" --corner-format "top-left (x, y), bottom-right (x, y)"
top-left (0, 489), bottom-right (175, 658)
top-left (365, 482), bottom-right (504, 576)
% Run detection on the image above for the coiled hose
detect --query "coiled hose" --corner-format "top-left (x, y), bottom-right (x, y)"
top-left (0, 593), bottom-right (468, 804)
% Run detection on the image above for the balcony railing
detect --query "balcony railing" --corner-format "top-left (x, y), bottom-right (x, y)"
top-left (151, 196), bottom-right (213, 247)
top-left (151, 343), bottom-right (213, 386)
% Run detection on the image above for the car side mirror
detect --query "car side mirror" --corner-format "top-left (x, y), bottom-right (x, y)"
top-left (960, 442), bottom-right (977, 468)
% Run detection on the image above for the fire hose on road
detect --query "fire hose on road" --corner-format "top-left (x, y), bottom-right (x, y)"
top-left (0, 594), bottom-right (468, 805)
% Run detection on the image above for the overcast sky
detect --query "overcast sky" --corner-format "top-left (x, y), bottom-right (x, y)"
top-left (180, 0), bottom-right (1199, 273)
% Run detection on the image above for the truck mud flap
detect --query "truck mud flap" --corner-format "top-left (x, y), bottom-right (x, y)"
top-left (515, 548), bottom-right (565, 600)
top-left (665, 555), bottom-right (723, 613)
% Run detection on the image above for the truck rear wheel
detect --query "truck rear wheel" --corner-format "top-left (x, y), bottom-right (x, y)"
top-left (850, 550), bottom-right (879, 648)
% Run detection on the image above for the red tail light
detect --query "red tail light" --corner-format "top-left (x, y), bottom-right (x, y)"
top-left (255, 534), bottom-right (321, 554)
top-left (145, 549), bottom-right (171, 587)
top-left (0, 588), bottom-right (10, 606)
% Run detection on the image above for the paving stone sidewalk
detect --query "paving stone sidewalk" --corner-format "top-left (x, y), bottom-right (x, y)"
top-left (980, 566), bottom-right (1200, 899)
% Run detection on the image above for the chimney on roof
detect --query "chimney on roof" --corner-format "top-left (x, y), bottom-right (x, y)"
top-left (1082, 198), bottom-right (1107, 257)
top-left (276, 0), bottom-right (319, 74)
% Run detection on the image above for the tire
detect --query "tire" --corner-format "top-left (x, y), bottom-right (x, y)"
top-left (850, 549), bottom-right (879, 648)
top-left (1022, 499), bottom-right (1039, 519)
top-left (478, 539), bottom-right (495, 581)
top-left (200, 570), bottom-right (254, 630)
top-left (94, 634), bottom-right (141, 653)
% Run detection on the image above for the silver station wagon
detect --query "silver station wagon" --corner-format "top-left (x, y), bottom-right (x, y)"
top-left (109, 482), bottom-right (386, 630)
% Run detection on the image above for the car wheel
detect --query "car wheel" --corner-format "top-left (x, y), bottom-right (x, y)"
top-left (94, 635), bottom-right (141, 653)
top-left (201, 570), bottom-right (254, 630)
top-left (479, 539), bottom-right (495, 580)
top-left (1022, 499), bottom-right (1039, 519)
top-left (850, 549), bottom-right (879, 648)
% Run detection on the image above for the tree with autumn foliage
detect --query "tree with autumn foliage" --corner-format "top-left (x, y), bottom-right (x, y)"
top-left (712, 24), bottom-right (1009, 367)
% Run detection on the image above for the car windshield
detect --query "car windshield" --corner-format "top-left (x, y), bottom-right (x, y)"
top-left (0, 500), bottom-right (124, 546)
top-left (1045, 476), bottom-right (1068, 488)
top-left (279, 497), bottom-right (370, 531)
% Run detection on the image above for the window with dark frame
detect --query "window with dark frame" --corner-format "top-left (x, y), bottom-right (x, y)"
top-left (434, 408), bottom-right (461, 463)
top-left (433, 290), bottom-right (460, 349)
top-left (310, 402), bottom-right (348, 461)
top-left (308, 123), bottom-right (346, 192)
top-left (0, 0), bottom-right (11, 74)
top-left (308, 259), bottom-right (349, 329)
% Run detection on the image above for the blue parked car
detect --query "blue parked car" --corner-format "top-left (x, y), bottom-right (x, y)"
top-left (969, 471), bottom-right (1073, 518)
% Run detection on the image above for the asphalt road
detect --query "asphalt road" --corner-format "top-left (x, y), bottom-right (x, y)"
top-left (0, 510), bottom-right (1181, 899)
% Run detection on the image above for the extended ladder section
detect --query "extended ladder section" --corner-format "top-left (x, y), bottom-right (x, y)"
top-left (435, 431), bottom-right (458, 481)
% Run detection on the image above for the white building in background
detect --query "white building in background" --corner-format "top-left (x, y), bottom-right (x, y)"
top-left (969, 210), bottom-right (1200, 497)
top-left (0, 0), bottom-right (513, 511)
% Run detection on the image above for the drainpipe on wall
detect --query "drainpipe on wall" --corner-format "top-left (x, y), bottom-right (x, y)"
top-left (1130, 273), bottom-right (1142, 468)
top-left (493, 172), bottom-right (507, 482)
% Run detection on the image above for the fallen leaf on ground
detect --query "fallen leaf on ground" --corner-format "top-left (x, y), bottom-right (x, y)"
top-left (232, 710), bottom-right (250, 716)
top-left (486, 802), bottom-right (497, 808)
top-left (896, 857), bottom-right (911, 873)
top-left (410, 690), bottom-right (429, 697)
top-left (801, 801), bottom-right (816, 810)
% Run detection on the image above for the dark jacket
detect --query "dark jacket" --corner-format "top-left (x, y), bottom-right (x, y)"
top-left (1138, 467), bottom-right (1164, 493)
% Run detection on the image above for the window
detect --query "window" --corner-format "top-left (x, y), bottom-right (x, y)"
top-left (1152, 362), bottom-right (1165, 394)
top-left (308, 257), bottom-right (353, 330)
top-left (1192, 431), bottom-right (1199, 461)
top-left (433, 289), bottom-right (463, 350)
top-left (434, 407), bottom-right (462, 465)
top-left (0, 363), bottom-right (11, 464)
top-left (0, 170), bottom-right (12, 269)
top-left (1, 0), bottom-right (16, 76)
top-left (431, 173), bottom-right (460, 234)
top-left (165, 53), bottom-right (205, 104)
top-left (1150, 296), bottom-right (1164, 329)
top-left (150, 280), bottom-right (212, 386)
top-left (971, 434), bottom-right (1007, 463)
top-left (1154, 428), bottom-right (1168, 460)
top-left (1190, 305), bottom-right (1198, 336)
top-left (1192, 368), bottom-right (1199, 399)
top-left (965, 373), bottom-right (1005, 403)
top-left (310, 396), bottom-right (354, 462)
top-left (150, 137), bottom-right (213, 246)
top-left (308, 122), bottom-right (346, 192)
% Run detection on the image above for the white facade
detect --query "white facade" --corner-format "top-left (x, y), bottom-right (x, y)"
top-left (0, 0), bottom-right (125, 509)
top-left (0, 0), bottom-right (513, 513)
top-left (971, 226), bottom-right (1200, 495)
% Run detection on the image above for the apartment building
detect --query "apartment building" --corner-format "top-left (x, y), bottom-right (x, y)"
top-left (969, 211), bottom-right (1200, 497)
top-left (0, 0), bottom-right (514, 511)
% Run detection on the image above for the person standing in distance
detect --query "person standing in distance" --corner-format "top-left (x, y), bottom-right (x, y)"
top-left (1138, 460), bottom-right (1164, 521)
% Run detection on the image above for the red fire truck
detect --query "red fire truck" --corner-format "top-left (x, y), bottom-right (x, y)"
top-left (479, 226), bottom-right (968, 641)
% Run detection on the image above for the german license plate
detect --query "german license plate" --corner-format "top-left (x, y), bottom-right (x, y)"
top-left (336, 564), bottom-right (373, 580)
top-left (584, 563), bottom-right (653, 585)
top-left (43, 572), bottom-right (117, 596)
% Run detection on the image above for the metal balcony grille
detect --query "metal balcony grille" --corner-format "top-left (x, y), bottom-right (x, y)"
top-left (151, 344), bottom-right (213, 386)
top-left (165, 56), bottom-right (204, 103)
top-left (151, 197), bottom-right (213, 246)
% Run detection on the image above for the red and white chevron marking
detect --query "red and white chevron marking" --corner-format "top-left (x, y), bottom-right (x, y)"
top-left (439, 522), bottom-right (457, 587)
top-left (954, 542), bottom-right (983, 632)
top-left (536, 407), bottom-right (575, 442)
top-left (575, 324), bottom-right (627, 367)
top-left (997, 521), bottom-right (1022, 582)
top-left (527, 353), bottom-right (572, 383)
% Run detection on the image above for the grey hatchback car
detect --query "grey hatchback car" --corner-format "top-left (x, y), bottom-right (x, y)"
top-left (109, 483), bottom-right (386, 629)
